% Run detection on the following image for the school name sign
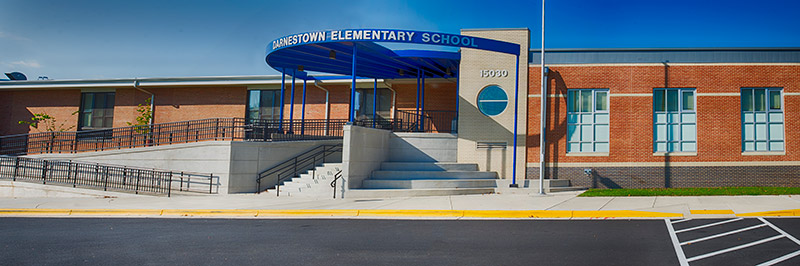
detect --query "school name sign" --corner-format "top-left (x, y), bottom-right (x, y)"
top-left (268, 29), bottom-right (520, 55)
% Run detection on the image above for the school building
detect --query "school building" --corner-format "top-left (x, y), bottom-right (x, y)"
top-left (0, 28), bottom-right (798, 196)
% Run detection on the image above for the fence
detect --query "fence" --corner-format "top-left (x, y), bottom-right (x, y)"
top-left (0, 156), bottom-right (218, 196)
top-left (394, 110), bottom-right (458, 133)
top-left (0, 118), bottom-right (348, 156)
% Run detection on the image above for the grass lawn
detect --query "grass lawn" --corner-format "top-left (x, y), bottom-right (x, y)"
top-left (578, 187), bottom-right (800, 197)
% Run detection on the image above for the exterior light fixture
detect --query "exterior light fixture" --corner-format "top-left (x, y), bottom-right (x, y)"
top-left (398, 69), bottom-right (404, 76)
top-left (298, 65), bottom-right (304, 71)
top-left (329, 50), bottom-right (336, 59)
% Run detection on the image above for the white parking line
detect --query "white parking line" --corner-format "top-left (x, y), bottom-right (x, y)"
top-left (665, 219), bottom-right (690, 266)
top-left (681, 224), bottom-right (768, 246)
top-left (686, 235), bottom-right (785, 262)
top-left (667, 218), bottom-right (800, 265)
top-left (756, 250), bottom-right (800, 266)
top-left (671, 218), bottom-right (693, 224)
top-left (674, 218), bottom-right (744, 234)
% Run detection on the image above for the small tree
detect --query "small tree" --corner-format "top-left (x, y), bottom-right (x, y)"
top-left (18, 111), bottom-right (78, 133)
top-left (127, 97), bottom-right (153, 133)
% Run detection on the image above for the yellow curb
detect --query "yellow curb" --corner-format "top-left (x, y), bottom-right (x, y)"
top-left (571, 210), bottom-right (683, 218)
top-left (161, 209), bottom-right (259, 217)
top-left (736, 209), bottom-right (800, 217)
top-left (357, 209), bottom-right (465, 217)
top-left (690, 209), bottom-right (735, 215)
top-left (462, 210), bottom-right (572, 218)
top-left (69, 209), bottom-right (163, 216)
top-left (0, 209), bottom-right (71, 215)
top-left (257, 209), bottom-right (359, 217)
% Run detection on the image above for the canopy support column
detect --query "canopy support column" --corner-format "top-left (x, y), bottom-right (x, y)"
top-left (301, 78), bottom-right (307, 135)
top-left (372, 78), bottom-right (377, 128)
top-left (421, 70), bottom-right (425, 132)
top-left (290, 68), bottom-right (296, 133)
top-left (455, 73), bottom-right (459, 133)
top-left (415, 69), bottom-right (421, 132)
top-left (512, 55), bottom-right (520, 188)
top-left (349, 44), bottom-right (357, 123)
top-left (279, 68), bottom-right (286, 130)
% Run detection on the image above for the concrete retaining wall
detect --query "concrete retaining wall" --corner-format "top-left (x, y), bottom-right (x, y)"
top-left (389, 133), bottom-right (457, 162)
top-left (342, 125), bottom-right (391, 190)
top-left (28, 140), bottom-right (342, 194)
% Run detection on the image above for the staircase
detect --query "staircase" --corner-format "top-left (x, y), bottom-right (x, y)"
top-left (273, 163), bottom-right (341, 197)
top-left (345, 162), bottom-right (498, 198)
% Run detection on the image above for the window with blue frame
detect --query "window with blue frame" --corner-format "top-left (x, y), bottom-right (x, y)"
top-left (741, 88), bottom-right (784, 152)
top-left (653, 88), bottom-right (696, 152)
top-left (567, 89), bottom-right (609, 153)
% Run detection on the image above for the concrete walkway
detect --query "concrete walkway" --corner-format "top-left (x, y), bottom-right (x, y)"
top-left (2, 182), bottom-right (799, 219)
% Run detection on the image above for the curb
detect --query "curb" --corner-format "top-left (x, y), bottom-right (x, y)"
top-left (0, 209), bottom-right (681, 218)
top-left (1, 209), bottom-right (798, 218)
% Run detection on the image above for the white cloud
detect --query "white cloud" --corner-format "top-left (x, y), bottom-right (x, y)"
top-left (0, 31), bottom-right (31, 41)
top-left (3, 60), bottom-right (41, 68)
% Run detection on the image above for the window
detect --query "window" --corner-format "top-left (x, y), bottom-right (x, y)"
top-left (354, 88), bottom-right (392, 119)
top-left (477, 85), bottom-right (508, 116)
top-left (741, 88), bottom-right (784, 152)
top-left (247, 90), bottom-right (281, 121)
top-left (79, 92), bottom-right (115, 130)
top-left (567, 89), bottom-right (609, 153)
top-left (653, 88), bottom-right (696, 152)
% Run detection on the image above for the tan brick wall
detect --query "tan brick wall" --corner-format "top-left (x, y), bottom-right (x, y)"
top-left (527, 64), bottom-right (800, 164)
top-left (458, 29), bottom-right (529, 180)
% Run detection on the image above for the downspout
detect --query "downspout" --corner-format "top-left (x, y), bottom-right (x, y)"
top-left (312, 80), bottom-right (331, 134)
top-left (133, 79), bottom-right (154, 125)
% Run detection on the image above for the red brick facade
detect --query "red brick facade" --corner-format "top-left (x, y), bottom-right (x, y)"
top-left (527, 64), bottom-right (800, 164)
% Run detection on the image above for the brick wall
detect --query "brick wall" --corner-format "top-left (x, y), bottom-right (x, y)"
top-left (526, 64), bottom-right (800, 187)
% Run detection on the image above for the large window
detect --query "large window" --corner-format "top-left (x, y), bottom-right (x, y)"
top-left (653, 88), bottom-right (696, 152)
top-left (567, 89), bottom-right (609, 153)
top-left (247, 90), bottom-right (281, 121)
top-left (741, 88), bottom-right (784, 152)
top-left (79, 92), bottom-right (115, 130)
top-left (354, 88), bottom-right (392, 119)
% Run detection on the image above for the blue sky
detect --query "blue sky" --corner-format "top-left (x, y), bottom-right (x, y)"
top-left (1, 0), bottom-right (798, 79)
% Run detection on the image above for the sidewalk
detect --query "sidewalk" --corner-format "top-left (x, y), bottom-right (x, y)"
top-left (2, 183), bottom-right (799, 219)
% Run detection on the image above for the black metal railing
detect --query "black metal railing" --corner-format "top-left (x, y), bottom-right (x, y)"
top-left (0, 155), bottom-right (218, 196)
top-left (394, 110), bottom-right (457, 133)
top-left (256, 144), bottom-right (343, 195)
top-left (330, 169), bottom-right (343, 199)
top-left (0, 118), bottom-right (349, 156)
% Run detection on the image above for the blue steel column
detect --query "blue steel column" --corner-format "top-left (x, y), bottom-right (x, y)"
top-left (415, 69), bottom-right (420, 131)
top-left (301, 78), bottom-right (307, 135)
top-left (349, 44), bottom-right (357, 123)
top-left (455, 72), bottom-right (459, 133)
top-left (372, 78), bottom-right (377, 128)
top-left (420, 70), bottom-right (425, 132)
top-left (290, 68), bottom-right (296, 133)
top-left (511, 55), bottom-right (520, 187)
top-left (279, 68), bottom-right (286, 131)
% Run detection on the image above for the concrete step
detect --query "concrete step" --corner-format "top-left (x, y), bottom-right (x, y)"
top-left (344, 188), bottom-right (495, 198)
top-left (362, 179), bottom-right (498, 189)
top-left (379, 162), bottom-right (478, 171)
top-left (371, 170), bottom-right (497, 180)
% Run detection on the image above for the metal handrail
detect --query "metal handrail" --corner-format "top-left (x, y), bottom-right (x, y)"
top-left (0, 155), bottom-right (218, 196)
top-left (256, 144), bottom-right (343, 195)
top-left (0, 118), bottom-right (348, 156)
top-left (330, 169), bottom-right (343, 199)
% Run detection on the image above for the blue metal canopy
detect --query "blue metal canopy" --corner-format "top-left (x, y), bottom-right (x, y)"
top-left (266, 41), bottom-right (460, 79)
